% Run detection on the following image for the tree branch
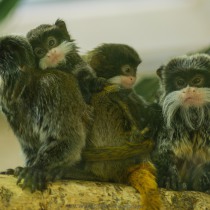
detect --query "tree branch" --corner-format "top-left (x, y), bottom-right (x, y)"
top-left (0, 175), bottom-right (210, 210)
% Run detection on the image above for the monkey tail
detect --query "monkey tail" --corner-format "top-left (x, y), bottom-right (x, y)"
top-left (127, 161), bottom-right (163, 210)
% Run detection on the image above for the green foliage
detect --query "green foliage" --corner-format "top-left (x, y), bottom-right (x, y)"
top-left (134, 75), bottom-right (160, 102)
top-left (0, 0), bottom-right (21, 22)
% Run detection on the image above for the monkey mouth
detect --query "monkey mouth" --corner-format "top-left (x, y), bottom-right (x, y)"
top-left (121, 77), bottom-right (136, 89)
top-left (122, 83), bottom-right (135, 89)
top-left (40, 52), bottom-right (66, 69)
top-left (49, 53), bottom-right (65, 64)
top-left (183, 96), bottom-right (204, 107)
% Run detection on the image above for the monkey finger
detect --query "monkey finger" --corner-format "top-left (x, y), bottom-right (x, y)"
top-left (17, 172), bottom-right (25, 185)
top-left (36, 171), bottom-right (47, 192)
top-left (16, 167), bottom-right (30, 187)
top-left (93, 77), bottom-right (109, 92)
top-left (14, 166), bottom-right (24, 176)
top-left (22, 173), bottom-right (33, 190)
top-left (31, 174), bottom-right (41, 193)
top-left (0, 168), bottom-right (15, 175)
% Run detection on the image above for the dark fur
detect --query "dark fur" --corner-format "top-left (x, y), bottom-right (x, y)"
top-left (85, 43), bottom-right (141, 78)
top-left (152, 54), bottom-right (210, 191)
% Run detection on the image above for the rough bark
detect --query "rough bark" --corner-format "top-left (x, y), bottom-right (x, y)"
top-left (0, 175), bottom-right (210, 210)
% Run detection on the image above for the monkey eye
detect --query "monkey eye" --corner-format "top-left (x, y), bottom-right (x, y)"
top-left (190, 75), bottom-right (204, 86)
top-left (47, 37), bottom-right (57, 48)
top-left (175, 78), bottom-right (186, 88)
top-left (122, 65), bottom-right (132, 75)
top-left (34, 47), bottom-right (45, 58)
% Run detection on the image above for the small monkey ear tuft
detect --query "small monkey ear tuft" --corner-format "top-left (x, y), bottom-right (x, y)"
top-left (156, 65), bottom-right (165, 79)
top-left (55, 19), bottom-right (66, 28)
top-left (55, 19), bottom-right (71, 41)
top-left (55, 19), bottom-right (68, 33)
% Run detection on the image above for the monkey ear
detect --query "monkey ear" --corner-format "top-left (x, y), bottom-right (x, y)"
top-left (55, 19), bottom-right (69, 34)
top-left (156, 65), bottom-right (165, 79)
top-left (55, 19), bottom-right (72, 41)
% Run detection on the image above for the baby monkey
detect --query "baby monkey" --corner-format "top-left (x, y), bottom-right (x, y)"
top-left (153, 53), bottom-right (210, 192)
top-left (26, 19), bottom-right (106, 103)
top-left (84, 43), bottom-right (140, 89)
top-left (84, 43), bottom-right (160, 131)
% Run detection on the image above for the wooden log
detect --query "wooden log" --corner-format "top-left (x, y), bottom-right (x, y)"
top-left (0, 175), bottom-right (210, 210)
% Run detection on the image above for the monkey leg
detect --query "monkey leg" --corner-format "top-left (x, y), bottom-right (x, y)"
top-left (127, 161), bottom-right (162, 210)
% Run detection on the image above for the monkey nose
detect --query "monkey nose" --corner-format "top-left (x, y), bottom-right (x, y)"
top-left (182, 87), bottom-right (196, 94)
top-left (130, 77), bottom-right (136, 82)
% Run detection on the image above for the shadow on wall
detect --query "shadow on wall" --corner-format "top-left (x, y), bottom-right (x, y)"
top-left (0, 113), bottom-right (23, 171)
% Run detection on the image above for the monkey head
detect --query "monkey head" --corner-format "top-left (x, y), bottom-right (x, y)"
top-left (27, 19), bottom-right (77, 70)
top-left (87, 43), bottom-right (141, 89)
top-left (157, 54), bottom-right (210, 129)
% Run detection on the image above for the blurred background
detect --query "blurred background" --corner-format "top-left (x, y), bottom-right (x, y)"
top-left (0, 0), bottom-right (210, 171)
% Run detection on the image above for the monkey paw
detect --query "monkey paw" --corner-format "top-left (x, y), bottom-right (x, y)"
top-left (91, 77), bottom-right (110, 92)
top-left (159, 165), bottom-right (187, 191)
top-left (16, 166), bottom-right (47, 192)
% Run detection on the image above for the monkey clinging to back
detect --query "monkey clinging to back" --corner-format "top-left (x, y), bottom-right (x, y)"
top-left (84, 42), bottom-right (161, 132)
top-left (0, 35), bottom-right (92, 192)
top-left (46, 42), bottom-right (162, 210)
top-left (26, 19), bottom-right (106, 103)
top-left (153, 53), bottom-right (210, 192)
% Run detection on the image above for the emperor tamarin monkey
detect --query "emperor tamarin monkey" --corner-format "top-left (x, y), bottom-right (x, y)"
top-left (26, 19), bottom-right (106, 103)
top-left (152, 53), bottom-right (210, 192)
top-left (0, 35), bottom-right (93, 192)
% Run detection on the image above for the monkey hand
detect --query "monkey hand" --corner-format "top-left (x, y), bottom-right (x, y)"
top-left (159, 164), bottom-right (187, 190)
top-left (16, 166), bottom-right (47, 192)
top-left (90, 77), bottom-right (110, 93)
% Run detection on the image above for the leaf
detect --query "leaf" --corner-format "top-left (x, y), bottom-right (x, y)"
top-left (0, 0), bottom-right (21, 22)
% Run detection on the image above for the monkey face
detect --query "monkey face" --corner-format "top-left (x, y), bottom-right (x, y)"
top-left (27, 19), bottom-right (76, 70)
top-left (107, 64), bottom-right (137, 89)
top-left (36, 37), bottom-right (75, 70)
top-left (158, 54), bottom-right (210, 129)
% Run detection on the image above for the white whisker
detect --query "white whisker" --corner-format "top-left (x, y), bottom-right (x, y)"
top-left (161, 87), bottom-right (210, 130)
